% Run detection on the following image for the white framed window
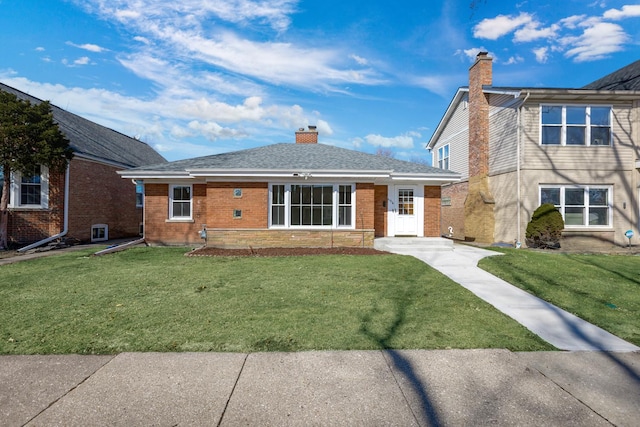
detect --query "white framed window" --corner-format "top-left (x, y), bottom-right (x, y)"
top-left (169, 185), bottom-right (192, 219)
top-left (135, 180), bottom-right (144, 208)
top-left (91, 224), bottom-right (108, 242)
top-left (437, 144), bottom-right (450, 170)
top-left (540, 105), bottom-right (611, 146)
top-left (269, 183), bottom-right (355, 228)
top-left (540, 185), bottom-right (612, 228)
top-left (8, 165), bottom-right (49, 209)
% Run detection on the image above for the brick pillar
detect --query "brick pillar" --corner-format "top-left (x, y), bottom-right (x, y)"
top-left (465, 52), bottom-right (495, 243)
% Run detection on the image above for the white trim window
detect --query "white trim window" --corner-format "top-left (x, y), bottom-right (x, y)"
top-left (8, 165), bottom-right (49, 209)
top-left (269, 183), bottom-right (355, 228)
top-left (437, 144), bottom-right (450, 170)
top-left (169, 184), bottom-right (192, 219)
top-left (540, 105), bottom-right (612, 146)
top-left (540, 185), bottom-right (612, 227)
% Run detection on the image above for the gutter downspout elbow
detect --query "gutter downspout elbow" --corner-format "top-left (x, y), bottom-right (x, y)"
top-left (18, 165), bottom-right (70, 252)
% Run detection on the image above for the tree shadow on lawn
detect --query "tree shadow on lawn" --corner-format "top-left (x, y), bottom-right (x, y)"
top-left (359, 298), bottom-right (443, 427)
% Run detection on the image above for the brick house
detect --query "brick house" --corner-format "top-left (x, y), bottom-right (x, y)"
top-left (119, 128), bottom-right (460, 247)
top-left (427, 53), bottom-right (640, 249)
top-left (0, 83), bottom-right (166, 249)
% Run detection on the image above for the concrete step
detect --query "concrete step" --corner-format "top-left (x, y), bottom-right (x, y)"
top-left (374, 237), bottom-right (454, 252)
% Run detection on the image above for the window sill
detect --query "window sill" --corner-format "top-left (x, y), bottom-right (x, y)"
top-left (8, 206), bottom-right (49, 211)
top-left (563, 227), bottom-right (613, 232)
top-left (166, 219), bottom-right (194, 223)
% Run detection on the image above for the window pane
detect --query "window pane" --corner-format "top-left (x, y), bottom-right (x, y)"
top-left (590, 107), bottom-right (610, 126)
top-left (591, 127), bottom-right (610, 146)
top-left (323, 206), bottom-right (332, 225)
top-left (291, 185), bottom-right (301, 204)
top-left (541, 188), bottom-right (560, 205)
top-left (291, 206), bottom-right (301, 225)
top-left (21, 185), bottom-right (41, 205)
top-left (322, 186), bottom-right (332, 204)
top-left (589, 189), bottom-right (607, 206)
top-left (302, 186), bottom-right (311, 204)
top-left (541, 106), bottom-right (562, 124)
top-left (302, 206), bottom-right (312, 225)
top-left (565, 188), bottom-right (584, 205)
top-left (589, 207), bottom-right (608, 225)
top-left (272, 185), bottom-right (284, 204)
top-left (173, 201), bottom-right (190, 217)
top-left (313, 186), bottom-right (322, 204)
top-left (565, 207), bottom-right (584, 225)
top-left (566, 126), bottom-right (585, 145)
top-left (272, 206), bottom-right (285, 225)
top-left (339, 206), bottom-right (352, 226)
top-left (541, 126), bottom-right (561, 145)
top-left (566, 106), bottom-right (586, 124)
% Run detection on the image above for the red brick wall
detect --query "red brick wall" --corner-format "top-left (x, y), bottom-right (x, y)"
top-left (295, 131), bottom-right (318, 144)
top-left (206, 182), bottom-right (268, 228)
top-left (355, 183), bottom-right (375, 230)
top-left (374, 185), bottom-right (388, 237)
top-left (67, 159), bottom-right (142, 242)
top-left (7, 169), bottom-right (65, 245)
top-left (424, 186), bottom-right (441, 237)
top-left (441, 182), bottom-right (468, 239)
top-left (144, 181), bottom-right (378, 247)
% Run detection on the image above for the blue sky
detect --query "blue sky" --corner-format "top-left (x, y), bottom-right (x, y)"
top-left (1, 1), bottom-right (639, 163)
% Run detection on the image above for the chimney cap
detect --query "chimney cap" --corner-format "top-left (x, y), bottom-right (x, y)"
top-left (477, 51), bottom-right (490, 58)
top-left (308, 125), bottom-right (317, 131)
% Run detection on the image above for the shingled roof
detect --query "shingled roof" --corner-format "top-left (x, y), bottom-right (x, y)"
top-left (121, 142), bottom-right (459, 183)
top-left (582, 59), bottom-right (640, 91)
top-left (0, 82), bottom-right (166, 168)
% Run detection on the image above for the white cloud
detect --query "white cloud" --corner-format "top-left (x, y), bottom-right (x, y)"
top-left (473, 13), bottom-right (533, 40)
top-left (455, 47), bottom-right (491, 62)
top-left (350, 54), bottom-right (369, 65)
top-left (67, 42), bottom-right (107, 52)
top-left (603, 5), bottom-right (640, 20)
top-left (532, 47), bottom-right (549, 63)
top-left (562, 22), bottom-right (628, 62)
top-left (514, 23), bottom-right (559, 42)
top-left (35, 47), bottom-right (45, 52)
top-left (504, 55), bottom-right (524, 65)
top-left (73, 56), bottom-right (91, 65)
top-left (187, 120), bottom-right (248, 141)
top-left (362, 133), bottom-right (415, 149)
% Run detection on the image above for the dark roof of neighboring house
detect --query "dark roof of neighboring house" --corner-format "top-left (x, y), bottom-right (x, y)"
top-left (0, 82), bottom-right (166, 168)
top-left (582, 59), bottom-right (640, 90)
top-left (123, 142), bottom-right (456, 178)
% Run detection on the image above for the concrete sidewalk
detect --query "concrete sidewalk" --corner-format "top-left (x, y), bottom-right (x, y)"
top-left (375, 238), bottom-right (640, 352)
top-left (2, 350), bottom-right (639, 426)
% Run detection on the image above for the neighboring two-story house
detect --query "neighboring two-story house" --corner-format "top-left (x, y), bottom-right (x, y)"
top-left (0, 83), bottom-right (166, 249)
top-left (119, 128), bottom-right (460, 248)
top-left (427, 53), bottom-right (640, 249)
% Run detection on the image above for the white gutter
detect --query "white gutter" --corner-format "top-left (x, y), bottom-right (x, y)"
top-left (18, 165), bottom-right (70, 252)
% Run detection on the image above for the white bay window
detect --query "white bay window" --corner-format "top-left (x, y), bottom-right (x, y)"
top-left (270, 184), bottom-right (354, 228)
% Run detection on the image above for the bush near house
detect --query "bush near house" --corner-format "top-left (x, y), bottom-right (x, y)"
top-left (526, 203), bottom-right (564, 249)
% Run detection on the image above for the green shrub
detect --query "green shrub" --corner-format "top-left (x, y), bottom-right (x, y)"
top-left (526, 203), bottom-right (564, 249)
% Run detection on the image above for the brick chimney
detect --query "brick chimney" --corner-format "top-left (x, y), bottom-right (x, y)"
top-left (468, 51), bottom-right (492, 178)
top-left (295, 125), bottom-right (318, 144)
top-left (464, 51), bottom-right (495, 244)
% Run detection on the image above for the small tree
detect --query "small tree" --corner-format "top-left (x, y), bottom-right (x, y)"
top-left (526, 203), bottom-right (564, 249)
top-left (0, 90), bottom-right (73, 249)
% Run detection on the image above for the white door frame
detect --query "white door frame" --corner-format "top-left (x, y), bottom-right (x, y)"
top-left (387, 184), bottom-right (424, 237)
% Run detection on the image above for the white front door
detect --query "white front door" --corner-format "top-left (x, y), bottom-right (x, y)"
top-left (394, 186), bottom-right (418, 236)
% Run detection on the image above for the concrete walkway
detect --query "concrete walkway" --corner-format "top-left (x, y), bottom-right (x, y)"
top-left (2, 350), bottom-right (639, 426)
top-left (375, 238), bottom-right (640, 352)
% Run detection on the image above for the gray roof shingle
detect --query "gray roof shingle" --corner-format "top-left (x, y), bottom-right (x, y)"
top-left (1, 82), bottom-right (166, 168)
top-left (582, 59), bottom-right (640, 90)
top-left (126, 143), bottom-right (451, 176)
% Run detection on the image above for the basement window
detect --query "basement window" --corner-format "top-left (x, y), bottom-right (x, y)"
top-left (91, 224), bottom-right (108, 242)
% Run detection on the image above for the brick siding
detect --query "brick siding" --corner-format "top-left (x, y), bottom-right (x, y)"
top-left (440, 182), bottom-right (468, 239)
top-left (423, 186), bottom-right (441, 237)
top-left (374, 185), bottom-right (387, 237)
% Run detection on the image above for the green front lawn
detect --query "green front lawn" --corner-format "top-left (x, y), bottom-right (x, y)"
top-left (479, 248), bottom-right (640, 346)
top-left (0, 247), bottom-right (551, 354)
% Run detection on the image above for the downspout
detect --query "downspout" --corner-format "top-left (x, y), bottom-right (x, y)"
top-left (18, 165), bottom-right (70, 252)
top-left (516, 91), bottom-right (530, 246)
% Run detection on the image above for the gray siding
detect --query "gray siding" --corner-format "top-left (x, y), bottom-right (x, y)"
top-left (432, 94), bottom-right (470, 179)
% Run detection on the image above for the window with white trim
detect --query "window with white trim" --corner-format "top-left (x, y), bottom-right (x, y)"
top-left (437, 144), bottom-right (450, 170)
top-left (541, 105), bottom-right (611, 146)
top-left (169, 185), bottom-right (192, 219)
top-left (8, 165), bottom-right (49, 209)
top-left (540, 185), bottom-right (612, 227)
top-left (269, 184), bottom-right (354, 228)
